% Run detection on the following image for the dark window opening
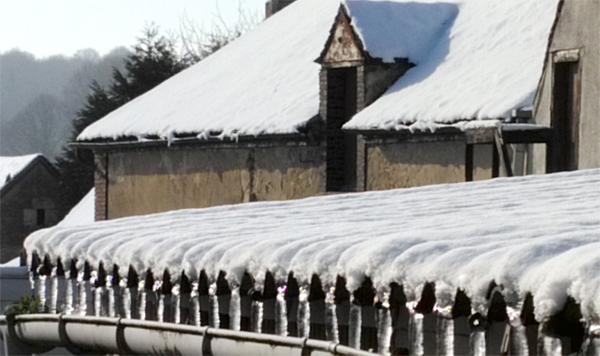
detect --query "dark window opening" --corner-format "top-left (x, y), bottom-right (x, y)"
top-left (36, 209), bottom-right (45, 226)
top-left (547, 60), bottom-right (580, 173)
top-left (326, 67), bottom-right (357, 191)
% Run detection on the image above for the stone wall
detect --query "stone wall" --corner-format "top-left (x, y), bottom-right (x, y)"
top-left (472, 144), bottom-right (493, 181)
top-left (99, 143), bottom-right (325, 220)
top-left (365, 138), bottom-right (467, 190)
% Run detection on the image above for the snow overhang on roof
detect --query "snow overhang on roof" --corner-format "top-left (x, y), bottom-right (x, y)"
top-left (25, 169), bottom-right (600, 321)
top-left (77, 0), bottom-right (559, 144)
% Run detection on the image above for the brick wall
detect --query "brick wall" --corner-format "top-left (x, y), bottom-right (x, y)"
top-left (94, 153), bottom-right (108, 221)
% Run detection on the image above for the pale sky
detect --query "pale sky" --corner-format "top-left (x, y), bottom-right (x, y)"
top-left (0, 0), bottom-right (267, 58)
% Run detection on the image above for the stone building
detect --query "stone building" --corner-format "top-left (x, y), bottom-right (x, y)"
top-left (531, 0), bottom-right (600, 173)
top-left (75, 0), bottom-right (563, 221)
top-left (0, 155), bottom-right (62, 263)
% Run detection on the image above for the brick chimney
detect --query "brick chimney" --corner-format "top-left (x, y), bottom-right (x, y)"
top-left (265, 0), bottom-right (295, 18)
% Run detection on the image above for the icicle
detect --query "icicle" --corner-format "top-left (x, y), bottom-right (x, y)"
top-left (77, 271), bottom-right (87, 316)
top-left (107, 275), bottom-right (115, 317)
top-left (349, 298), bottom-right (361, 350)
top-left (158, 294), bottom-right (165, 322)
top-left (192, 283), bottom-right (200, 327)
top-left (470, 323), bottom-right (486, 356)
top-left (252, 301), bottom-right (263, 333)
top-left (37, 275), bottom-right (47, 312)
top-left (437, 315), bottom-right (453, 356)
top-left (94, 287), bottom-right (103, 317)
top-left (506, 304), bottom-right (528, 356)
top-left (28, 271), bottom-right (36, 292)
top-left (541, 335), bottom-right (562, 356)
top-left (230, 287), bottom-right (241, 331)
top-left (154, 279), bottom-right (164, 322)
top-left (409, 307), bottom-right (424, 356)
top-left (50, 267), bottom-right (58, 314)
top-left (173, 284), bottom-right (181, 324)
top-left (335, 277), bottom-right (351, 346)
top-left (433, 304), bottom-right (453, 356)
top-left (138, 280), bottom-right (146, 320)
top-left (378, 293), bottom-right (392, 355)
top-left (64, 278), bottom-right (74, 315)
top-left (123, 283), bottom-right (132, 319)
top-left (326, 286), bottom-right (339, 343)
top-left (584, 323), bottom-right (600, 356)
top-left (298, 287), bottom-right (310, 338)
top-left (209, 282), bottom-right (220, 328)
top-left (277, 285), bottom-right (288, 336)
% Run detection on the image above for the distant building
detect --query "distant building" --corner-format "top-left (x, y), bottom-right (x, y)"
top-left (531, 0), bottom-right (600, 173)
top-left (0, 154), bottom-right (62, 263)
top-left (73, 0), bottom-right (565, 221)
top-left (266, 0), bottom-right (295, 18)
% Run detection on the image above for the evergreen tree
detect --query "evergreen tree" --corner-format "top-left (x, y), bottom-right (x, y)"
top-left (56, 27), bottom-right (189, 212)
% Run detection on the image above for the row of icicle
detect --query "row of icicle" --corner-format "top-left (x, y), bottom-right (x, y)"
top-left (28, 254), bottom-right (599, 356)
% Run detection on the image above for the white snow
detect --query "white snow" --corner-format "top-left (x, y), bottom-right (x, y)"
top-left (345, 0), bottom-right (459, 64)
top-left (0, 257), bottom-right (21, 267)
top-left (58, 188), bottom-right (95, 227)
top-left (77, 0), bottom-right (558, 142)
top-left (0, 154), bottom-right (41, 190)
top-left (24, 169), bottom-right (600, 321)
top-left (77, 0), bottom-right (340, 142)
top-left (345, 0), bottom-right (559, 130)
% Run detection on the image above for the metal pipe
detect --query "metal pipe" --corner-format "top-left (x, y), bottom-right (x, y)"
top-left (0, 314), bottom-right (379, 356)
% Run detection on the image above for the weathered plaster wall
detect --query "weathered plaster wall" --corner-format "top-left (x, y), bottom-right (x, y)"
top-left (105, 145), bottom-right (325, 219)
top-left (473, 144), bottom-right (493, 181)
top-left (0, 164), bottom-right (61, 263)
top-left (366, 140), bottom-right (466, 190)
top-left (253, 146), bottom-right (325, 201)
top-left (532, 0), bottom-right (600, 172)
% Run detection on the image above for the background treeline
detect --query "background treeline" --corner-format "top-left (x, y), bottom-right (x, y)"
top-left (0, 47), bottom-right (130, 160)
top-left (1, 13), bottom-right (259, 216)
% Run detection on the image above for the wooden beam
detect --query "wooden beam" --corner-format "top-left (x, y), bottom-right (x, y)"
top-left (466, 144), bottom-right (474, 182)
top-left (493, 129), bottom-right (514, 177)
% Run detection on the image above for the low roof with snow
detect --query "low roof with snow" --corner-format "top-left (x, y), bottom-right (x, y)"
top-left (78, 0), bottom-right (558, 142)
top-left (58, 188), bottom-right (95, 227)
top-left (25, 169), bottom-right (600, 320)
top-left (0, 154), bottom-right (42, 191)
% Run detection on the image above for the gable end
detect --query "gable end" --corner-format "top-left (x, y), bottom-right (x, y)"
top-left (317, 5), bottom-right (365, 68)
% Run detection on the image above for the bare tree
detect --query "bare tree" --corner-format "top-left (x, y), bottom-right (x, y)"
top-left (178, 1), bottom-right (262, 63)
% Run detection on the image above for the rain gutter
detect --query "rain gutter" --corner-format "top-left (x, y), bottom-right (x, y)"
top-left (0, 314), bottom-right (378, 356)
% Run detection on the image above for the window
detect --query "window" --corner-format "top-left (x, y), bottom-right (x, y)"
top-left (547, 51), bottom-right (581, 173)
top-left (36, 209), bottom-right (45, 226)
top-left (326, 67), bottom-right (357, 191)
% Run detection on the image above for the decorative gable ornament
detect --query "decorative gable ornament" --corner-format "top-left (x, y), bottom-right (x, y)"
top-left (317, 5), bottom-right (365, 67)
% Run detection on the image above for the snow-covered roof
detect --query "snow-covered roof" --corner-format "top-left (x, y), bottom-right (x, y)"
top-left (25, 169), bottom-right (600, 320)
top-left (0, 154), bottom-right (41, 191)
top-left (77, 0), bottom-right (558, 141)
top-left (58, 188), bottom-right (95, 227)
top-left (77, 0), bottom-right (339, 142)
top-left (344, 0), bottom-right (559, 131)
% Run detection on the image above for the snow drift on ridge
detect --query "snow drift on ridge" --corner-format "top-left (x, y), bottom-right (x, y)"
top-left (25, 169), bottom-right (600, 321)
